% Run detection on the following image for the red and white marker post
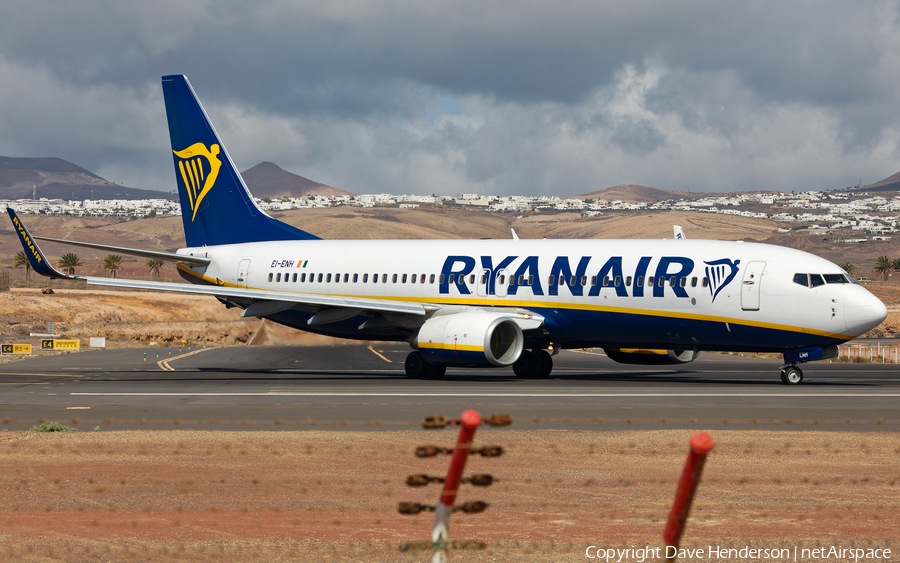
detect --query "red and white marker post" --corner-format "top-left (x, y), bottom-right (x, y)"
top-left (662, 432), bottom-right (714, 563)
top-left (432, 409), bottom-right (482, 561)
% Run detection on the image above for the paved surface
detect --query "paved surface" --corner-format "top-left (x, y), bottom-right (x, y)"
top-left (1, 344), bottom-right (898, 431)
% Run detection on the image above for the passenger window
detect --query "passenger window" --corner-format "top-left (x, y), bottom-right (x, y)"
top-left (528, 276), bottom-right (534, 285)
top-left (393, 274), bottom-right (399, 283)
top-left (603, 276), bottom-right (610, 287)
top-left (660, 277), bottom-right (666, 287)
top-left (690, 276), bottom-right (697, 287)
top-left (548, 275), bottom-right (555, 285)
top-left (793, 273), bottom-right (809, 287)
top-left (430, 274), bottom-right (435, 284)
top-left (702, 277), bottom-right (708, 288)
top-left (591, 276), bottom-right (597, 286)
top-left (636, 276), bottom-right (644, 287)
top-left (499, 275), bottom-right (506, 285)
top-left (268, 273), bottom-right (273, 282)
top-left (301, 273), bottom-right (306, 282)
top-left (518, 275), bottom-right (525, 285)
top-left (648, 276), bottom-right (655, 287)
top-left (625, 276), bottom-right (632, 287)
top-left (409, 274), bottom-right (415, 283)
top-left (276, 273), bottom-right (281, 282)
top-left (353, 273), bottom-right (358, 283)
top-left (363, 274), bottom-right (368, 283)
top-left (810, 274), bottom-right (825, 288)
top-left (421, 274), bottom-right (426, 284)
top-left (402, 274), bottom-right (408, 283)
top-left (448, 274), bottom-right (454, 284)
top-left (581, 276), bottom-right (587, 286)
top-left (470, 274), bottom-right (475, 284)
top-left (372, 273), bottom-right (378, 284)
top-left (326, 274), bottom-right (332, 283)
top-left (679, 277), bottom-right (686, 287)
top-left (480, 274), bottom-right (487, 284)
top-left (439, 274), bottom-right (445, 284)
top-left (318, 273), bottom-right (323, 283)
top-left (668, 277), bottom-right (676, 287)
top-left (509, 275), bottom-right (514, 286)
top-left (615, 276), bottom-right (621, 287)
top-left (823, 274), bottom-right (847, 284)
top-left (344, 274), bottom-right (349, 283)
top-left (285, 274), bottom-right (290, 283)
top-left (382, 274), bottom-right (387, 283)
top-left (569, 276), bottom-right (577, 286)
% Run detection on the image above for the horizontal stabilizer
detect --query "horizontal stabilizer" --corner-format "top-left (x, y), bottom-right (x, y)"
top-left (34, 236), bottom-right (211, 265)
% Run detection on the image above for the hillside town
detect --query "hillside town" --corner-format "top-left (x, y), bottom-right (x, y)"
top-left (3, 188), bottom-right (900, 240)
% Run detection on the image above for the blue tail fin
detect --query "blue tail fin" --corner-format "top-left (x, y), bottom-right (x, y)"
top-left (161, 75), bottom-right (320, 247)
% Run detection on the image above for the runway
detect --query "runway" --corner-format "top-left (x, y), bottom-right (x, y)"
top-left (1, 344), bottom-right (898, 431)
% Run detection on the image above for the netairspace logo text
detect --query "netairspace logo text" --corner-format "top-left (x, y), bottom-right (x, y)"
top-left (585, 545), bottom-right (892, 562)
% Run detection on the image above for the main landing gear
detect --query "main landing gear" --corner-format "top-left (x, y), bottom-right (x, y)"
top-left (512, 349), bottom-right (553, 379)
top-left (405, 351), bottom-right (446, 380)
top-left (780, 365), bottom-right (803, 385)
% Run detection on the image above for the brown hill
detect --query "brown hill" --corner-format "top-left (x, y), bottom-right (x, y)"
top-left (854, 170), bottom-right (900, 193)
top-left (0, 156), bottom-right (175, 201)
top-left (572, 184), bottom-right (697, 203)
top-left (241, 162), bottom-right (353, 198)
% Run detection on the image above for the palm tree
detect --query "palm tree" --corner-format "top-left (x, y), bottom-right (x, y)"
top-left (873, 256), bottom-right (892, 281)
top-left (838, 263), bottom-right (855, 276)
top-left (102, 254), bottom-right (123, 278)
top-left (892, 259), bottom-right (900, 272)
top-left (13, 250), bottom-right (31, 287)
top-left (146, 258), bottom-right (165, 279)
top-left (58, 252), bottom-right (83, 276)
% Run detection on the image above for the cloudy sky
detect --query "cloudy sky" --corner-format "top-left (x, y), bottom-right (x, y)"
top-left (1, 0), bottom-right (899, 197)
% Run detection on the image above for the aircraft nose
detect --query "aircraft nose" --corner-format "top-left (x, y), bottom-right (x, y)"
top-left (844, 286), bottom-right (887, 336)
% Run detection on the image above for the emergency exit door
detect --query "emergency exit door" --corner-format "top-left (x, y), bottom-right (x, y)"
top-left (741, 261), bottom-right (766, 311)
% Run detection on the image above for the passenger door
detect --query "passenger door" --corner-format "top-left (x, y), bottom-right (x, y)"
top-left (741, 261), bottom-right (766, 311)
top-left (236, 259), bottom-right (251, 288)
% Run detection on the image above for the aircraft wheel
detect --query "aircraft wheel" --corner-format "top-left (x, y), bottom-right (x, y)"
top-left (512, 351), bottom-right (539, 378)
top-left (423, 364), bottom-right (446, 380)
top-left (534, 349), bottom-right (553, 378)
top-left (405, 351), bottom-right (429, 379)
top-left (782, 366), bottom-right (803, 385)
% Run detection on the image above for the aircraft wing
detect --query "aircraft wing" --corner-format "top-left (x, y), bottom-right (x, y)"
top-left (8, 206), bottom-right (426, 316)
top-left (83, 276), bottom-right (428, 316)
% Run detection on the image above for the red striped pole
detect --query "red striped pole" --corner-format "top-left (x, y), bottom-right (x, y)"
top-left (663, 432), bottom-right (714, 562)
top-left (432, 409), bottom-right (481, 547)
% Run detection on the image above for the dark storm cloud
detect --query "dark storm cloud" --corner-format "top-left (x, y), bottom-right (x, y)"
top-left (0, 0), bottom-right (898, 195)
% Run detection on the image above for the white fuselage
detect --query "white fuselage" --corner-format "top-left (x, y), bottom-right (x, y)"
top-left (175, 238), bottom-right (886, 352)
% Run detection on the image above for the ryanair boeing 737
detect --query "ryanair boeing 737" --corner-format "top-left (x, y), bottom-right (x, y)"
top-left (8, 75), bottom-right (888, 384)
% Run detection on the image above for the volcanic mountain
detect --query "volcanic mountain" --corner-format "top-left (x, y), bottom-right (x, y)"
top-left (855, 170), bottom-right (900, 193)
top-left (571, 184), bottom-right (697, 203)
top-left (240, 162), bottom-right (353, 198)
top-left (0, 156), bottom-right (174, 201)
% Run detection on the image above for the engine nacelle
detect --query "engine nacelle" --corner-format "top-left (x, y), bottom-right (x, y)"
top-left (604, 348), bottom-right (700, 365)
top-left (411, 311), bottom-right (524, 367)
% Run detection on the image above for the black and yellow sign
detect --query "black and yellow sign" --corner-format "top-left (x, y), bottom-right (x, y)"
top-left (41, 339), bottom-right (80, 351)
top-left (1, 344), bottom-right (32, 354)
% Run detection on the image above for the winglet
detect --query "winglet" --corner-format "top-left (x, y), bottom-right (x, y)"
top-left (674, 225), bottom-right (686, 240)
top-left (6, 207), bottom-right (76, 279)
top-left (511, 228), bottom-right (519, 241)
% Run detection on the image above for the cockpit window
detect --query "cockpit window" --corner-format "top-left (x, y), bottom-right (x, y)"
top-left (809, 274), bottom-right (825, 287)
top-left (823, 273), bottom-right (848, 284)
top-left (793, 273), bottom-right (809, 287)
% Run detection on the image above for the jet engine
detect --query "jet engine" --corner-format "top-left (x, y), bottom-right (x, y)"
top-left (604, 348), bottom-right (700, 365)
top-left (411, 311), bottom-right (524, 367)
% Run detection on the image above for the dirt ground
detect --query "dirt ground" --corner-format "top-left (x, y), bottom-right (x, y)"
top-left (0, 430), bottom-right (897, 562)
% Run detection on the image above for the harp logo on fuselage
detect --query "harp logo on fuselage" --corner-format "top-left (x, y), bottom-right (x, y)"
top-left (173, 143), bottom-right (222, 222)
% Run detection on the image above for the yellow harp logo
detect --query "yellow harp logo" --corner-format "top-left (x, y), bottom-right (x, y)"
top-left (173, 143), bottom-right (222, 221)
